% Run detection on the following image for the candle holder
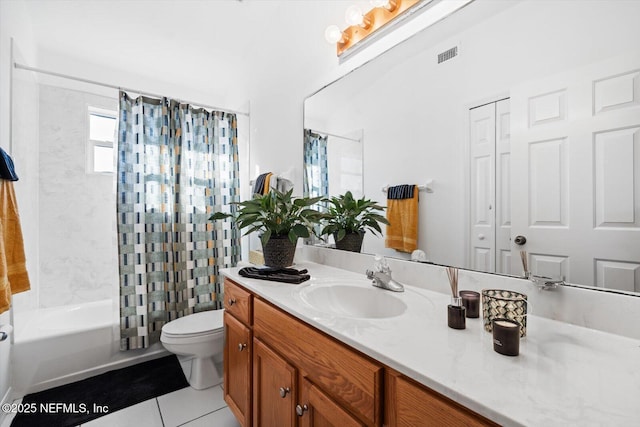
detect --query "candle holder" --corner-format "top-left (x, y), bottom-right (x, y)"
top-left (492, 318), bottom-right (520, 356)
top-left (459, 290), bottom-right (480, 318)
top-left (447, 297), bottom-right (466, 330)
top-left (481, 289), bottom-right (528, 337)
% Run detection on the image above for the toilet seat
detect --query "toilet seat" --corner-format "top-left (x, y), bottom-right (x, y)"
top-left (161, 309), bottom-right (224, 339)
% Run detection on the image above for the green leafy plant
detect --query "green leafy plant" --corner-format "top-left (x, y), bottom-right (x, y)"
top-left (320, 191), bottom-right (389, 242)
top-left (210, 188), bottom-right (325, 246)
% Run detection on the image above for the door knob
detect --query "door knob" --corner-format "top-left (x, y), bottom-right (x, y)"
top-left (228, 298), bottom-right (237, 306)
top-left (279, 387), bottom-right (290, 398)
top-left (514, 235), bottom-right (527, 245)
top-left (478, 234), bottom-right (485, 240)
top-left (238, 343), bottom-right (247, 351)
top-left (296, 404), bottom-right (309, 416)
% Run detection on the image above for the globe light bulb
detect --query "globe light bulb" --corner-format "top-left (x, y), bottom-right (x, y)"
top-left (345, 5), bottom-right (364, 26)
top-left (370, 0), bottom-right (389, 8)
top-left (324, 25), bottom-right (343, 44)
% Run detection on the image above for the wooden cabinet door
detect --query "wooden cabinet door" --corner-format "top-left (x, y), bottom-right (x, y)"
top-left (253, 338), bottom-right (296, 427)
top-left (298, 378), bottom-right (365, 427)
top-left (386, 371), bottom-right (498, 427)
top-left (224, 312), bottom-right (252, 427)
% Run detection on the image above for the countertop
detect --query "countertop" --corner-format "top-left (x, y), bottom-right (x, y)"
top-left (222, 262), bottom-right (640, 426)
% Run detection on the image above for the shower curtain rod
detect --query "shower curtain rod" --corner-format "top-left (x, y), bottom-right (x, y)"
top-left (307, 128), bottom-right (361, 143)
top-left (13, 62), bottom-right (250, 117)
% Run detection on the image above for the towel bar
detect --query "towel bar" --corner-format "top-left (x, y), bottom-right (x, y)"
top-left (381, 180), bottom-right (433, 194)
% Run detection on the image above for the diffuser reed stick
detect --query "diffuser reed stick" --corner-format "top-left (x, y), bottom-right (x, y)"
top-left (446, 266), bottom-right (459, 299)
top-left (446, 266), bottom-right (465, 328)
top-left (520, 250), bottom-right (529, 278)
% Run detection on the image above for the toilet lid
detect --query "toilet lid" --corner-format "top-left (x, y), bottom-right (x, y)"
top-left (162, 309), bottom-right (224, 336)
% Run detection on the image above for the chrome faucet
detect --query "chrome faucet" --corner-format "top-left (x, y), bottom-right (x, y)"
top-left (366, 256), bottom-right (405, 292)
top-left (525, 272), bottom-right (564, 290)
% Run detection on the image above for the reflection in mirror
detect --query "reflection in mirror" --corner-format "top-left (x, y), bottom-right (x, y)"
top-left (303, 0), bottom-right (640, 295)
top-left (302, 129), bottom-right (363, 199)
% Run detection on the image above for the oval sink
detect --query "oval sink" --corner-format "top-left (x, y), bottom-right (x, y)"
top-left (298, 285), bottom-right (407, 319)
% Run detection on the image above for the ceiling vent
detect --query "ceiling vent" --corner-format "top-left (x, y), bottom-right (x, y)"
top-left (437, 46), bottom-right (458, 64)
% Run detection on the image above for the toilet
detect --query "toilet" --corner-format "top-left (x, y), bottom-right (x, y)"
top-left (160, 309), bottom-right (225, 390)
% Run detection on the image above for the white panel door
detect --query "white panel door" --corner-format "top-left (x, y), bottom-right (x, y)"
top-left (469, 103), bottom-right (496, 273)
top-left (495, 99), bottom-right (512, 274)
top-left (511, 54), bottom-right (640, 289)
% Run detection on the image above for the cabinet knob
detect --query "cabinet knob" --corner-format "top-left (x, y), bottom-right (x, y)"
top-left (296, 404), bottom-right (308, 417)
top-left (238, 343), bottom-right (247, 352)
top-left (279, 387), bottom-right (290, 398)
top-left (228, 298), bottom-right (237, 306)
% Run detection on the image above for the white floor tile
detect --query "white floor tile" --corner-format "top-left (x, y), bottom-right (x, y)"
top-left (180, 406), bottom-right (240, 427)
top-left (82, 399), bottom-right (163, 427)
top-left (157, 385), bottom-right (226, 427)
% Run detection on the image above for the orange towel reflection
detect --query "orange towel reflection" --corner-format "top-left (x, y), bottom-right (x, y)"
top-left (385, 185), bottom-right (419, 253)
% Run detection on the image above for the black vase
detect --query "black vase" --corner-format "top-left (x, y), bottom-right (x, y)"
top-left (261, 235), bottom-right (297, 268)
top-left (334, 231), bottom-right (365, 252)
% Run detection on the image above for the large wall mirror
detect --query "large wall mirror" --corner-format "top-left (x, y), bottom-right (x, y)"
top-left (303, 0), bottom-right (640, 295)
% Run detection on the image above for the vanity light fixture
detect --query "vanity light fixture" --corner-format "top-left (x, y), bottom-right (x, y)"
top-left (324, 0), bottom-right (422, 57)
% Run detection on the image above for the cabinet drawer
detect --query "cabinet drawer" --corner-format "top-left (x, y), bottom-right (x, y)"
top-left (254, 298), bottom-right (382, 427)
top-left (385, 370), bottom-right (498, 427)
top-left (224, 278), bottom-right (252, 326)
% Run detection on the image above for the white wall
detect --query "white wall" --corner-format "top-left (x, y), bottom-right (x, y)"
top-left (326, 135), bottom-right (363, 198)
top-left (0, 0), bottom-right (38, 414)
top-left (305, 0), bottom-right (640, 266)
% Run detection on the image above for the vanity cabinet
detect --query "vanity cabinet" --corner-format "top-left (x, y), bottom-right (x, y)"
top-left (223, 279), bottom-right (254, 427)
top-left (253, 337), bottom-right (296, 426)
top-left (298, 378), bottom-right (365, 427)
top-left (385, 370), bottom-right (498, 427)
top-left (224, 277), bottom-right (497, 427)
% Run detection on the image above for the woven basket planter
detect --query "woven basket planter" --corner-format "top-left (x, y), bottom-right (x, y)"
top-left (262, 235), bottom-right (297, 268)
top-left (334, 231), bottom-right (365, 253)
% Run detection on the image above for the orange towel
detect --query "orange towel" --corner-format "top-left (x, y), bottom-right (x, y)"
top-left (0, 180), bottom-right (31, 314)
top-left (263, 173), bottom-right (273, 195)
top-left (385, 185), bottom-right (419, 253)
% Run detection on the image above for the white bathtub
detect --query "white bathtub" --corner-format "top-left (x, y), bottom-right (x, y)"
top-left (12, 299), bottom-right (168, 396)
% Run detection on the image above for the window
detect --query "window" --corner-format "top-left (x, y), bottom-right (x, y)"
top-left (87, 108), bottom-right (117, 173)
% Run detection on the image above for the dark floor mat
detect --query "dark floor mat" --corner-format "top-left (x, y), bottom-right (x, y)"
top-left (11, 354), bottom-right (189, 427)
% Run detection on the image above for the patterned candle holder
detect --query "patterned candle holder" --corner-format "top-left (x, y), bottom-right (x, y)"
top-left (482, 289), bottom-right (528, 337)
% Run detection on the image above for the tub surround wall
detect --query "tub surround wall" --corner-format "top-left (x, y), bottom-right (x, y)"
top-left (38, 84), bottom-right (118, 308)
top-left (298, 246), bottom-right (640, 341)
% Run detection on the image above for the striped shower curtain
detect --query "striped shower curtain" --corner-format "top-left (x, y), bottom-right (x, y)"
top-left (117, 92), bottom-right (240, 350)
top-left (303, 130), bottom-right (329, 198)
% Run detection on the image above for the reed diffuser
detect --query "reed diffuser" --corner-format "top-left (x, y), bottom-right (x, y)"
top-left (446, 267), bottom-right (465, 329)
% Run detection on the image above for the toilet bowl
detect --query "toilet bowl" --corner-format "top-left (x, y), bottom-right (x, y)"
top-left (160, 309), bottom-right (225, 390)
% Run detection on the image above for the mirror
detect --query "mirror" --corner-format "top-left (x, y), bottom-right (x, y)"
top-left (303, 0), bottom-right (640, 294)
top-left (302, 129), bottom-right (363, 199)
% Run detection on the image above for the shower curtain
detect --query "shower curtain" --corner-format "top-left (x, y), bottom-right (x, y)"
top-left (117, 92), bottom-right (240, 350)
top-left (303, 130), bottom-right (329, 198)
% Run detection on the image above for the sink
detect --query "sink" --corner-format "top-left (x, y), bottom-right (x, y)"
top-left (298, 284), bottom-right (407, 319)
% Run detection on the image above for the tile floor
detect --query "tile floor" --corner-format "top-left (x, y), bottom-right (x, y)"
top-left (2, 358), bottom-right (241, 427)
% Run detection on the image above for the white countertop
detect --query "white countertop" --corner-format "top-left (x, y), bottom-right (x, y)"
top-left (222, 262), bottom-right (640, 427)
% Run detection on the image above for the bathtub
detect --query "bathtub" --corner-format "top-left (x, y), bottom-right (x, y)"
top-left (12, 299), bottom-right (168, 396)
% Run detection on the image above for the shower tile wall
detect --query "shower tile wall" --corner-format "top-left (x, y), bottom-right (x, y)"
top-left (9, 67), bottom-right (40, 313)
top-left (38, 85), bottom-right (118, 308)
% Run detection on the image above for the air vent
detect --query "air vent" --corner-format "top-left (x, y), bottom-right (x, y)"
top-left (437, 46), bottom-right (458, 64)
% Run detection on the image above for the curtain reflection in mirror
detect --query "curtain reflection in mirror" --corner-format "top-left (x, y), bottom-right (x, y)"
top-left (303, 130), bottom-right (329, 199)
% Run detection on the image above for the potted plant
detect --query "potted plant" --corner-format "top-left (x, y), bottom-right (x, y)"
top-left (320, 191), bottom-right (389, 252)
top-left (210, 188), bottom-right (324, 268)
